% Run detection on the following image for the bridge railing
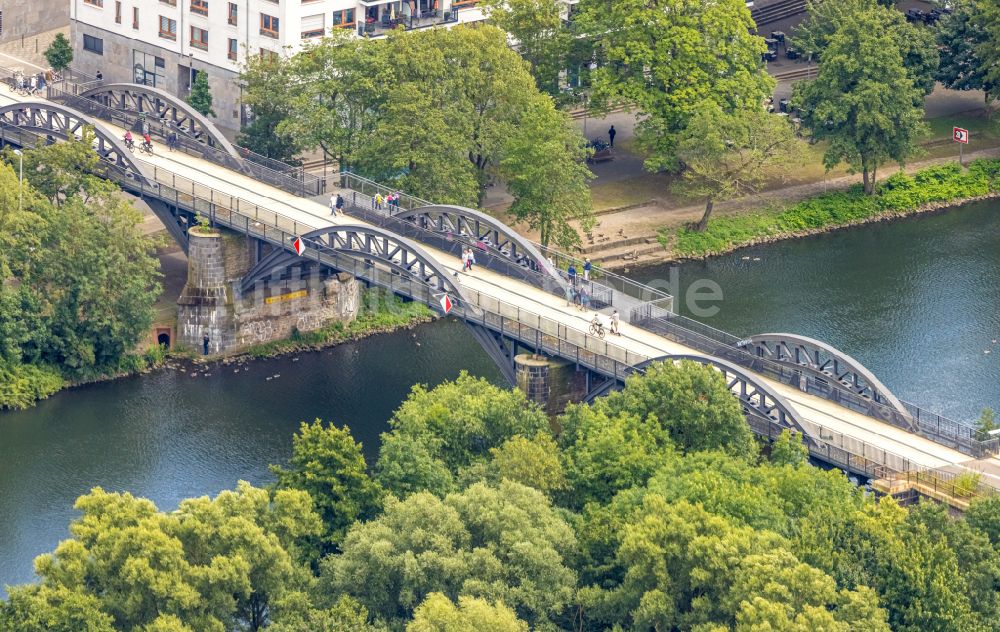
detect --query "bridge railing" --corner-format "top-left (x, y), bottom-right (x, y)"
top-left (44, 84), bottom-right (324, 197)
top-left (0, 124), bottom-right (645, 382)
top-left (631, 307), bottom-right (997, 458)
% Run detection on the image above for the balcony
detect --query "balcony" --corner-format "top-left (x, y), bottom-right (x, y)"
top-left (358, 10), bottom-right (458, 37)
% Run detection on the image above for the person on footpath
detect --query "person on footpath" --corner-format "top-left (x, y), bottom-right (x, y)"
top-left (568, 263), bottom-right (577, 286)
top-left (462, 248), bottom-right (470, 272)
top-left (374, 193), bottom-right (384, 210)
top-left (583, 257), bottom-right (592, 281)
top-left (167, 130), bottom-right (178, 152)
top-left (202, 333), bottom-right (210, 355)
top-left (336, 193), bottom-right (345, 215)
top-left (468, 247), bottom-right (476, 271)
top-left (608, 125), bottom-right (617, 147)
top-left (610, 309), bottom-right (621, 335)
top-left (330, 193), bottom-right (338, 215)
top-left (579, 285), bottom-right (591, 311)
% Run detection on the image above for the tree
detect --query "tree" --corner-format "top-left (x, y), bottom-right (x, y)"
top-left (375, 373), bottom-right (551, 497)
top-left (186, 70), bottom-right (216, 118)
top-left (323, 482), bottom-right (576, 628)
top-left (482, 0), bottom-right (568, 95)
top-left (407, 594), bottom-right (528, 632)
top-left (501, 98), bottom-right (595, 247)
top-left (17, 483), bottom-right (322, 631)
top-left (794, 0), bottom-right (939, 96)
top-left (270, 419), bottom-right (383, 548)
top-left (977, 407), bottom-right (996, 434)
top-left (486, 433), bottom-right (567, 495)
top-left (966, 495), bottom-right (1000, 546)
top-left (0, 135), bottom-right (161, 382)
top-left (974, 0), bottom-right (1000, 103)
top-left (674, 104), bottom-right (802, 231)
top-left (599, 360), bottom-right (758, 459)
top-left (771, 429), bottom-right (810, 467)
top-left (793, 8), bottom-right (929, 194)
top-left (936, 0), bottom-right (992, 98)
top-left (557, 404), bottom-right (674, 508)
top-left (265, 26), bottom-right (577, 205)
top-left (237, 54), bottom-right (302, 163)
top-left (44, 33), bottom-right (73, 73)
top-left (579, 0), bottom-right (773, 171)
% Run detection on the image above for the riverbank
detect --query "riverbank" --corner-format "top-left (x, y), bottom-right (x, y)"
top-left (0, 289), bottom-right (434, 411)
top-left (651, 158), bottom-right (1000, 263)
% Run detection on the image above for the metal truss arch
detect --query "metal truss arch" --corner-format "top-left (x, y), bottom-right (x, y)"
top-left (740, 333), bottom-right (908, 416)
top-left (79, 83), bottom-right (244, 169)
top-left (396, 204), bottom-right (567, 293)
top-left (242, 224), bottom-right (472, 314)
top-left (0, 100), bottom-right (154, 186)
top-left (630, 353), bottom-right (811, 441)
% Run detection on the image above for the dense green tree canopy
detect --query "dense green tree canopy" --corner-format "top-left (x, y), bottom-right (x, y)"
top-left (482, 0), bottom-right (568, 96)
top-left (6, 359), bottom-right (999, 631)
top-left (250, 25), bottom-right (592, 215)
top-left (0, 134), bottom-right (161, 409)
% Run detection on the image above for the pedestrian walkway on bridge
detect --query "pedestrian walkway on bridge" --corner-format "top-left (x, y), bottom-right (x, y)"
top-left (1, 76), bottom-right (998, 501)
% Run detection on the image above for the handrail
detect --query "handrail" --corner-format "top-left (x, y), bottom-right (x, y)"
top-left (45, 84), bottom-right (324, 197)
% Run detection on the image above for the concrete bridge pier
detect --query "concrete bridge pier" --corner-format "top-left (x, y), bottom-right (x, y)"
top-left (514, 353), bottom-right (588, 414)
top-left (177, 230), bottom-right (234, 354)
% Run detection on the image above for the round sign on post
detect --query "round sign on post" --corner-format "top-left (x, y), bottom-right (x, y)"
top-left (954, 127), bottom-right (970, 165)
top-left (292, 236), bottom-right (305, 256)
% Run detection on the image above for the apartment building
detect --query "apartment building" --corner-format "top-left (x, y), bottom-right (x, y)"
top-left (70, 0), bottom-right (488, 134)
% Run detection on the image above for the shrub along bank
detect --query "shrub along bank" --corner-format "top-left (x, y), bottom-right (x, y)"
top-left (662, 159), bottom-right (1000, 258)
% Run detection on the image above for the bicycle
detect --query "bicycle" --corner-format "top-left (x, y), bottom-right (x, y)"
top-left (588, 320), bottom-right (606, 339)
top-left (123, 137), bottom-right (135, 152)
top-left (138, 141), bottom-right (154, 156)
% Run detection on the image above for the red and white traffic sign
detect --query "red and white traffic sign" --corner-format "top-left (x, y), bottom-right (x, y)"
top-left (439, 294), bottom-right (453, 314)
top-left (954, 127), bottom-right (970, 144)
top-left (292, 236), bottom-right (305, 256)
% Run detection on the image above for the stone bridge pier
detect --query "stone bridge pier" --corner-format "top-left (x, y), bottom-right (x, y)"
top-left (176, 228), bottom-right (361, 355)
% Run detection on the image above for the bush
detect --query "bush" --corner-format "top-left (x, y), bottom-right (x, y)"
top-left (0, 361), bottom-right (64, 410)
top-left (665, 159), bottom-right (1000, 258)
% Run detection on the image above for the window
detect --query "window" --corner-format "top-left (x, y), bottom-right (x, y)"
top-left (134, 50), bottom-right (166, 86)
top-left (191, 0), bottom-right (208, 15)
top-left (301, 14), bottom-right (324, 38)
top-left (83, 0), bottom-right (104, 7)
top-left (228, 2), bottom-right (237, 25)
top-left (132, 6), bottom-right (139, 28)
top-left (114, 1), bottom-right (121, 23)
top-left (331, 8), bottom-right (354, 27)
top-left (190, 25), bottom-right (208, 48)
top-left (83, 34), bottom-right (104, 54)
top-left (259, 48), bottom-right (279, 61)
top-left (159, 15), bottom-right (177, 39)
top-left (227, 37), bottom-right (238, 60)
top-left (0, 12), bottom-right (3, 36)
top-left (259, 13), bottom-right (279, 37)
top-left (160, 0), bottom-right (177, 5)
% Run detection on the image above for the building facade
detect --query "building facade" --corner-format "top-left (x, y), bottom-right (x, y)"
top-left (70, 0), bottom-right (487, 134)
top-left (0, 0), bottom-right (70, 45)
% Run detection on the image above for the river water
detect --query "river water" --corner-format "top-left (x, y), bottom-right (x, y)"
top-left (2, 199), bottom-right (1000, 592)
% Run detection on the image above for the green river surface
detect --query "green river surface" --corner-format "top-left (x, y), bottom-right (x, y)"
top-left (2, 199), bottom-right (999, 592)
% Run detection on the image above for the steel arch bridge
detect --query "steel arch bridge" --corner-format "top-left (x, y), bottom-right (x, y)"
top-left (593, 353), bottom-right (812, 443)
top-left (393, 204), bottom-right (568, 292)
top-left (739, 333), bottom-right (909, 416)
top-left (78, 83), bottom-right (244, 169)
top-left (0, 100), bottom-right (154, 186)
top-left (241, 223), bottom-right (471, 311)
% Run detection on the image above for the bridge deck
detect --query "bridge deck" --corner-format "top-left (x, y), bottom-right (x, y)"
top-left (3, 89), bottom-right (997, 484)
